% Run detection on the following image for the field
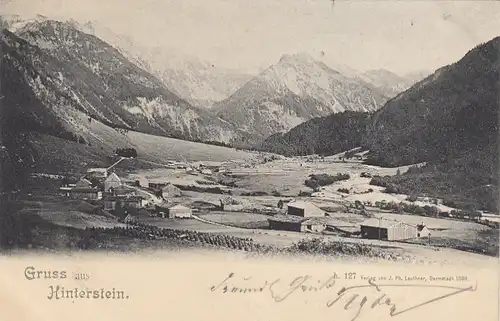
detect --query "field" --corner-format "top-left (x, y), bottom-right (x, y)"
top-left (21, 134), bottom-right (500, 265)
top-left (30, 114), bottom-right (260, 175)
top-left (198, 211), bottom-right (270, 229)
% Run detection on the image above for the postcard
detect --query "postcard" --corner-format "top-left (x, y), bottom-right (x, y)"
top-left (0, 0), bottom-right (498, 320)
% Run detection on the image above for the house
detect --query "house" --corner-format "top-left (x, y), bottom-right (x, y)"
top-left (201, 169), bottom-right (213, 175)
top-left (104, 173), bottom-right (122, 192)
top-left (161, 183), bottom-right (182, 199)
top-left (149, 182), bottom-right (168, 190)
top-left (267, 215), bottom-right (327, 233)
top-left (59, 186), bottom-right (73, 196)
top-left (86, 168), bottom-right (108, 179)
top-left (286, 201), bottom-right (325, 218)
top-left (104, 195), bottom-right (144, 211)
top-left (69, 188), bottom-right (102, 200)
top-left (158, 204), bottom-right (192, 219)
top-left (75, 177), bottom-right (93, 189)
top-left (416, 224), bottom-right (431, 238)
top-left (360, 219), bottom-right (416, 241)
top-left (219, 197), bottom-right (244, 211)
top-left (109, 185), bottom-right (137, 197)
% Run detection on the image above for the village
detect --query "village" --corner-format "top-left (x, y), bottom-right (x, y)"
top-left (47, 146), bottom-right (498, 259)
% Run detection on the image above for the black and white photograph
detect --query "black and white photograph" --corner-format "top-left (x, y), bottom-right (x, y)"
top-left (0, 0), bottom-right (498, 320)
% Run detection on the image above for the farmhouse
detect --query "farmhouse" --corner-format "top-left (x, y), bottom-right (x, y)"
top-left (287, 200), bottom-right (325, 218)
top-left (104, 195), bottom-right (144, 211)
top-left (75, 177), bottom-right (93, 188)
top-left (69, 188), bottom-right (102, 200)
top-left (149, 182), bottom-right (168, 189)
top-left (360, 219), bottom-right (416, 241)
top-left (161, 183), bottom-right (182, 199)
top-left (109, 185), bottom-right (137, 197)
top-left (268, 215), bottom-right (327, 233)
top-left (158, 204), bottom-right (192, 219)
top-left (86, 168), bottom-right (108, 179)
top-left (104, 173), bottom-right (122, 192)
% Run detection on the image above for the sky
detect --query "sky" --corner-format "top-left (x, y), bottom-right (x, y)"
top-left (1, 0), bottom-right (500, 75)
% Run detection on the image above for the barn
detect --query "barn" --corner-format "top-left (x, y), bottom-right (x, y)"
top-left (104, 195), bottom-right (144, 211)
top-left (268, 215), bottom-right (327, 233)
top-left (159, 204), bottom-right (192, 219)
top-left (360, 219), bottom-right (417, 241)
top-left (286, 201), bottom-right (325, 218)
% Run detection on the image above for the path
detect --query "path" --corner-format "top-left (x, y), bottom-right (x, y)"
top-left (191, 214), bottom-right (243, 229)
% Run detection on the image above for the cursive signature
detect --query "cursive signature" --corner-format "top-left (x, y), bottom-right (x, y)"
top-left (210, 273), bottom-right (477, 321)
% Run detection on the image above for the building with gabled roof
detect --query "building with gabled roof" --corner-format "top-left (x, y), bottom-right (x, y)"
top-left (86, 168), bottom-right (108, 179)
top-left (161, 183), bottom-right (182, 199)
top-left (104, 195), bottom-right (144, 211)
top-left (286, 200), bottom-right (325, 218)
top-left (69, 188), bottom-right (102, 200)
top-left (104, 172), bottom-right (122, 192)
top-left (360, 218), bottom-right (417, 241)
top-left (75, 177), bottom-right (93, 189)
top-left (416, 224), bottom-right (431, 238)
top-left (158, 204), bottom-right (192, 219)
top-left (267, 215), bottom-right (328, 233)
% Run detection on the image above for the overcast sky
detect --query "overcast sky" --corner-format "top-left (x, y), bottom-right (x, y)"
top-left (2, 0), bottom-right (500, 75)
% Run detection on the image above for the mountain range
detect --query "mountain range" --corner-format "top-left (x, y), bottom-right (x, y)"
top-left (258, 36), bottom-right (499, 211)
top-left (357, 69), bottom-right (423, 98)
top-left (0, 18), bottom-right (245, 146)
top-left (69, 19), bottom-right (253, 109)
top-left (1, 16), bottom-right (421, 150)
top-left (214, 53), bottom-right (390, 146)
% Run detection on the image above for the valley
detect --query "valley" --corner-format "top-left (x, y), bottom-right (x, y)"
top-left (0, 15), bottom-right (497, 270)
top-left (14, 143), bottom-right (498, 266)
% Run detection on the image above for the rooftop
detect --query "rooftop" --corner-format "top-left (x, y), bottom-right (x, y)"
top-left (71, 188), bottom-right (100, 193)
top-left (105, 173), bottom-right (122, 182)
top-left (360, 218), bottom-right (411, 229)
top-left (169, 204), bottom-right (191, 210)
top-left (287, 200), bottom-right (321, 209)
top-left (268, 215), bottom-right (344, 226)
top-left (104, 195), bottom-right (144, 202)
top-left (87, 168), bottom-right (107, 172)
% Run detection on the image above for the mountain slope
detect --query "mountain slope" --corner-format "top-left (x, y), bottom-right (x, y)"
top-left (363, 36), bottom-right (500, 211)
top-left (150, 55), bottom-right (252, 108)
top-left (71, 19), bottom-right (253, 108)
top-left (256, 111), bottom-right (371, 156)
top-left (358, 69), bottom-right (420, 98)
top-left (0, 19), bottom-right (240, 144)
top-left (215, 53), bottom-right (388, 146)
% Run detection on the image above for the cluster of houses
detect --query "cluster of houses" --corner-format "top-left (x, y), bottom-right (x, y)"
top-left (59, 167), bottom-right (193, 219)
top-left (269, 200), bottom-right (431, 241)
